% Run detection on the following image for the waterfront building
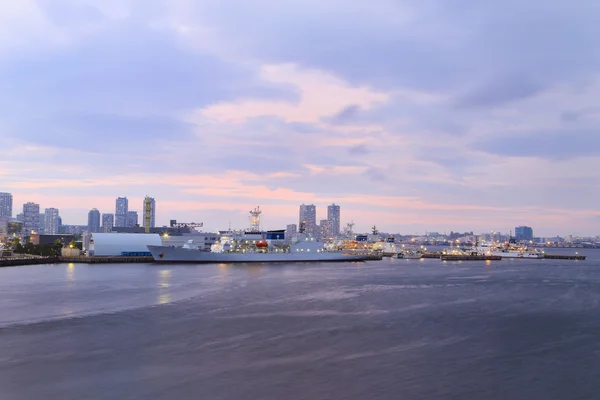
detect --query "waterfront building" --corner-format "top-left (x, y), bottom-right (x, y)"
top-left (299, 204), bottom-right (317, 236)
top-left (115, 197), bottom-right (128, 227)
top-left (44, 208), bottom-right (60, 235)
top-left (143, 196), bottom-right (156, 229)
top-left (0, 192), bottom-right (13, 218)
top-left (60, 225), bottom-right (88, 235)
top-left (38, 212), bottom-right (46, 234)
top-left (102, 213), bottom-right (114, 233)
top-left (23, 202), bottom-right (40, 234)
top-left (87, 208), bottom-right (101, 233)
top-left (126, 211), bottom-right (138, 227)
top-left (0, 219), bottom-right (23, 239)
top-left (319, 219), bottom-right (332, 241)
top-left (85, 233), bottom-right (161, 256)
top-left (515, 226), bottom-right (534, 241)
top-left (286, 224), bottom-right (297, 238)
top-left (29, 234), bottom-right (75, 246)
top-left (327, 203), bottom-right (341, 238)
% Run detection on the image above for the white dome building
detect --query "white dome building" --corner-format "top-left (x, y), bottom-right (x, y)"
top-left (87, 233), bottom-right (162, 256)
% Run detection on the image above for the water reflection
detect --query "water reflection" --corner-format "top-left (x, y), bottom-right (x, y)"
top-left (218, 263), bottom-right (230, 280)
top-left (63, 263), bottom-right (76, 316)
top-left (246, 265), bottom-right (263, 278)
top-left (157, 269), bottom-right (171, 304)
top-left (66, 263), bottom-right (75, 283)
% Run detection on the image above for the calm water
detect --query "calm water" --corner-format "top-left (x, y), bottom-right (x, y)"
top-left (1, 250), bottom-right (599, 399)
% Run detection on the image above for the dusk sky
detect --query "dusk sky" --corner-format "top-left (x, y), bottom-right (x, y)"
top-left (1, 0), bottom-right (599, 236)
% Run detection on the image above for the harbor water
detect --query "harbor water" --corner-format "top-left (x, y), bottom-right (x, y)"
top-left (1, 250), bottom-right (599, 399)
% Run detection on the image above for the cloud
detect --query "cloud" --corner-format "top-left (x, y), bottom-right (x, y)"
top-left (348, 145), bottom-right (370, 155)
top-left (1, 0), bottom-right (600, 235)
top-left (454, 75), bottom-right (545, 108)
top-left (16, 114), bottom-right (194, 152)
top-left (198, 63), bottom-right (389, 124)
top-left (472, 130), bottom-right (600, 159)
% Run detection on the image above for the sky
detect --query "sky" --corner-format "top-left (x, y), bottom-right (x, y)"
top-left (1, 0), bottom-right (599, 236)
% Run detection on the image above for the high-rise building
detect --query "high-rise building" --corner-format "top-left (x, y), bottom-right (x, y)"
top-left (0, 192), bottom-right (13, 218)
top-left (299, 204), bottom-right (317, 235)
top-left (102, 213), bottom-right (114, 233)
top-left (515, 226), bottom-right (534, 241)
top-left (44, 208), bottom-right (60, 234)
top-left (38, 212), bottom-right (46, 234)
top-left (143, 196), bottom-right (156, 229)
top-left (23, 202), bottom-right (40, 234)
top-left (286, 224), bottom-right (297, 238)
top-left (319, 219), bottom-right (332, 241)
top-left (87, 208), bottom-right (101, 233)
top-left (327, 203), bottom-right (341, 238)
top-left (115, 197), bottom-right (128, 227)
top-left (126, 211), bottom-right (138, 227)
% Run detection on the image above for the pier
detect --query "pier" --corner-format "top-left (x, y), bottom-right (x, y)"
top-left (440, 255), bottom-right (502, 261)
top-left (0, 256), bottom-right (58, 267)
top-left (58, 256), bottom-right (155, 264)
top-left (543, 254), bottom-right (586, 260)
top-left (422, 252), bottom-right (442, 259)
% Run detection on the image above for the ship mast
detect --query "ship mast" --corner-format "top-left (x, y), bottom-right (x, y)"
top-left (249, 206), bottom-right (261, 232)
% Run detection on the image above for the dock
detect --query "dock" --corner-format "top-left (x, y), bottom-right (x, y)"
top-left (543, 254), bottom-right (586, 260)
top-left (440, 255), bottom-right (502, 261)
top-left (422, 252), bottom-right (442, 259)
top-left (58, 256), bottom-right (155, 264)
top-left (0, 256), bottom-right (58, 267)
top-left (363, 254), bottom-right (384, 261)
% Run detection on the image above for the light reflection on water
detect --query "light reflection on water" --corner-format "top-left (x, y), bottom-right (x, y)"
top-left (158, 269), bottom-right (172, 304)
top-left (63, 263), bottom-right (76, 316)
top-left (66, 263), bottom-right (75, 283)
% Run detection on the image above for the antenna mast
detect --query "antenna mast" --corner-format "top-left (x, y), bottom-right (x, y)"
top-left (249, 206), bottom-right (262, 232)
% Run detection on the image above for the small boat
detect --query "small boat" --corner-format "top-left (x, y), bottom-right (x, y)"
top-left (397, 249), bottom-right (423, 259)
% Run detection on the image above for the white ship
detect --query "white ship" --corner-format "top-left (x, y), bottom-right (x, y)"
top-left (476, 240), bottom-right (544, 259)
top-left (397, 248), bottom-right (424, 259)
top-left (148, 207), bottom-right (366, 264)
top-left (148, 233), bottom-right (366, 263)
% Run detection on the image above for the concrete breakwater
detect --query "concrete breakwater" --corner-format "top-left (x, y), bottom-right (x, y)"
top-left (543, 254), bottom-right (586, 260)
top-left (58, 256), bottom-right (155, 264)
top-left (0, 256), bottom-right (59, 267)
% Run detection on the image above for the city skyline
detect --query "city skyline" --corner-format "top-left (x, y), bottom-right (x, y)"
top-left (0, 191), bottom-right (592, 238)
top-left (0, 1), bottom-right (599, 235)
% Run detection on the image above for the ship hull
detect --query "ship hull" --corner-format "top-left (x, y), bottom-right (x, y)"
top-left (490, 252), bottom-right (543, 259)
top-left (147, 246), bottom-right (366, 263)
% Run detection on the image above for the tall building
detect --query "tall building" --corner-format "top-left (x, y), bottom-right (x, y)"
top-left (126, 211), bottom-right (138, 227)
top-left (319, 219), bottom-right (332, 241)
top-left (44, 208), bottom-right (60, 235)
top-left (87, 208), bottom-right (101, 233)
top-left (299, 204), bottom-right (317, 235)
top-left (515, 226), bottom-right (534, 241)
top-left (38, 212), bottom-right (46, 234)
top-left (143, 196), bottom-right (156, 229)
top-left (327, 203), bottom-right (341, 238)
top-left (115, 197), bottom-right (128, 227)
top-left (23, 202), bottom-right (40, 234)
top-left (101, 213), bottom-right (114, 233)
top-left (286, 224), bottom-right (297, 238)
top-left (0, 192), bottom-right (13, 218)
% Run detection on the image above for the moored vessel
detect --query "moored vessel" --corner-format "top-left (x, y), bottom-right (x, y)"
top-left (148, 207), bottom-right (366, 264)
top-left (148, 233), bottom-right (366, 263)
